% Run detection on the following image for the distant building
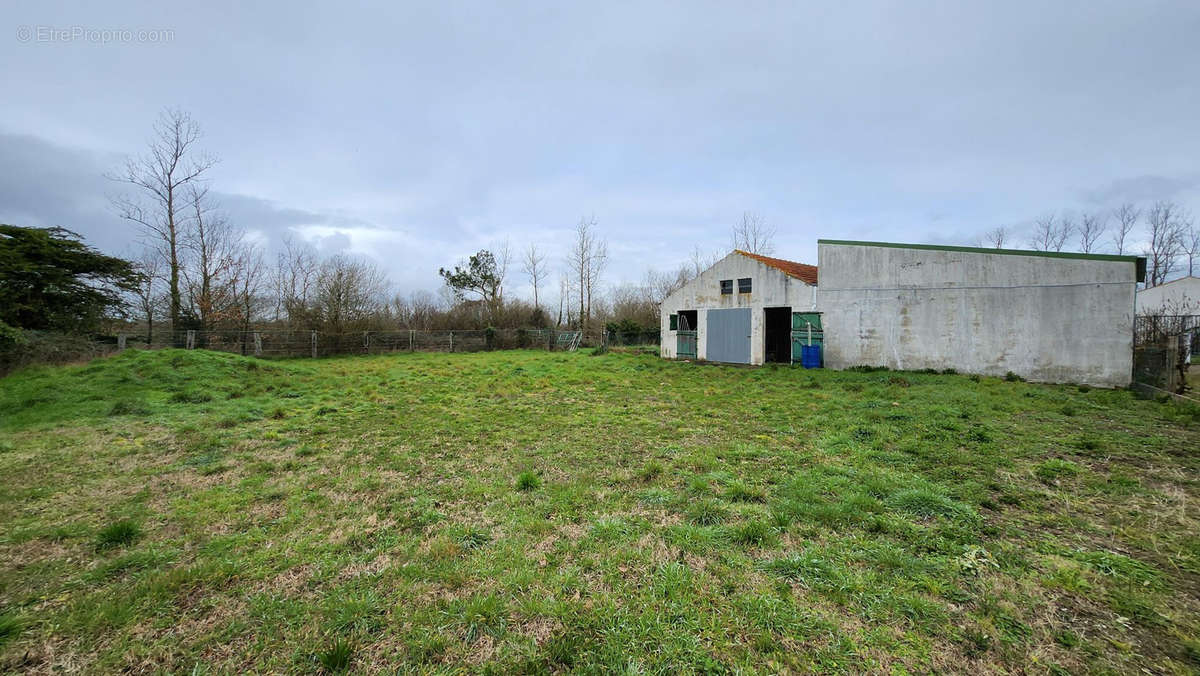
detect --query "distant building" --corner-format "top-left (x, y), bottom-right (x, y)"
top-left (661, 240), bottom-right (1146, 387)
top-left (659, 250), bottom-right (818, 365)
top-left (1136, 276), bottom-right (1200, 315)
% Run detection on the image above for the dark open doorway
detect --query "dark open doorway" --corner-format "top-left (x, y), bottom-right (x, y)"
top-left (764, 306), bottom-right (792, 363)
top-left (677, 310), bottom-right (697, 331)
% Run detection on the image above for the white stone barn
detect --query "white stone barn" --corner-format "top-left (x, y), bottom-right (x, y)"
top-left (1135, 276), bottom-right (1200, 315)
top-left (660, 240), bottom-right (1146, 387)
top-left (659, 250), bottom-right (819, 365)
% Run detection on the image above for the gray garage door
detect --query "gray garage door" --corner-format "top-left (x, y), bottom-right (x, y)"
top-left (706, 308), bottom-right (751, 364)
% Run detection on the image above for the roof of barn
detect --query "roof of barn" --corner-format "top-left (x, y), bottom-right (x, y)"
top-left (735, 250), bottom-right (818, 285)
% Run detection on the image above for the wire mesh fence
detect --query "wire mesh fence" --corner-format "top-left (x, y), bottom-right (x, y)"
top-left (118, 328), bottom-right (604, 359)
top-left (1132, 315), bottom-right (1197, 394)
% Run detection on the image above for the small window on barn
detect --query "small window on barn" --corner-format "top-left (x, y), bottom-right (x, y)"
top-left (738, 277), bottom-right (752, 293)
top-left (669, 314), bottom-right (678, 330)
top-left (720, 279), bottom-right (733, 295)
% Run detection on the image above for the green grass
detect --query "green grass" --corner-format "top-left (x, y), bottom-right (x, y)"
top-left (0, 348), bottom-right (1197, 673)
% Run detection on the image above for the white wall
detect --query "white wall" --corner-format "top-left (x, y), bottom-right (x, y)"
top-left (817, 242), bottom-right (1140, 387)
top-left (660, 252), bottom-right (815, 364)
top-left (1135, 276), bottom-right (1200, 314)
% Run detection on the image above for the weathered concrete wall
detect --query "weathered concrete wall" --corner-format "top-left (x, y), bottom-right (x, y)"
top-left (1136, 276), bottom-right (1200, 314)
top-left (817, 242), bottom-right (1139, 387)
top-left (660, 252), bottom-right (815, 364)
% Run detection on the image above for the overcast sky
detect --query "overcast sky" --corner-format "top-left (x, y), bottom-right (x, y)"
top-left (3, 1), bottom-right (1199, 298)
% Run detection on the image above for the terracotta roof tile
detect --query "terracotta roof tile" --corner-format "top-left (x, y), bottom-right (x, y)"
top-left (735, 250), bottom-right (818, 285)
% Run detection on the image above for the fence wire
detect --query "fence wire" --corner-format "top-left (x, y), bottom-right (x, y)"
top-left (112, 328), bottom-right (646, 359)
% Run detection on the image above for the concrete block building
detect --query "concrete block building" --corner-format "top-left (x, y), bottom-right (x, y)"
top-left (1135, 275), bottom-right (1200, 315)
top-left (816, 240), bottom-right (1145, 387)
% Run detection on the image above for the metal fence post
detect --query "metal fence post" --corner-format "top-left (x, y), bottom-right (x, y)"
top-left (449, 330), bottom-right (454, 352)
top-left (363, 331), bottom-right (370, 353)
top-left (311, 331), bottom-right (318, 358)
top-left (117, 334), bottom-right (127, 350)
top-left (253, 331), bottom-right (263, 357)
top-left (409, 330), bottom-right (414, 351)
top-left (186, 330), bottom-right (196, 350)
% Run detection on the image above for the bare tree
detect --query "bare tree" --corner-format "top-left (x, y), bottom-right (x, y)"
top-left (1028, 213), bottom-right (1072, 252)
top-left (1183, 221), bottom-right (1199, 277)
top-left (522, 243), bottom-right (547, 311)
top-left (556, 271), bottom-right (571, 327)
top-left (272, 236), bottom-right (320, 325)
top-left (689, 245), bottom-right (718, 277)
top-left (730, 211), bottom-right (776, 254)
top-left (1144, 201), bottom-right (1187, 287)
top-left (493, 238), bottom-right (512, 304)
top-left (231, 242), bottom-right (266, 341)
top-left (586, 238), bottom-right (608, 326)
top-left (182, 186), bottom-right (241, 330)
top-left (110, 109), bottom-right (216, 330)
top-left (568, 217), bottom-right (606, 329)
top-left (1111, 203), bottom-right (1139, 255)
top-left (313, 254), bottom-right (389, 333)
top-left (983, 226), bottom-right (1008, 248)
top-left (644, 264), bottom-right (693, 304)
top-left (130, 247), bottom-right (163, 344)
top-left (1077, 212), bottom-right (1106, 253)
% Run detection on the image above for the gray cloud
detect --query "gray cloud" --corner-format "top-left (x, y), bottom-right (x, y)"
top-left (2, 1), bottom-right (1199, 295)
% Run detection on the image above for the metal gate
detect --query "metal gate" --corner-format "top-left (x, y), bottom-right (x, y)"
top-left (677, 314), bottom-right (697, 359)
top-left (707, 308), bottom-right (751, 364)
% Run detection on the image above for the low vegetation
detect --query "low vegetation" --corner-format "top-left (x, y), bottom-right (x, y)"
top-left (0, 348), bottom-right (1197, 673)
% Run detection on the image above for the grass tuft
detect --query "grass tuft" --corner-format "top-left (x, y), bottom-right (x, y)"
top-left (731, 520), bottom-right (776, 547)
top-left (515, 471), bottom-right (541, 491)
top-left (1034, 459), bottom-right (1081, 483)
top-left (0, 613), bottom-right (21, 645)
top-left (315, 637), bottom-right (354, 672)
top-left (686, 499), bottom-right (728, 525)
top-left (95, 520), bottom-right (141, 550)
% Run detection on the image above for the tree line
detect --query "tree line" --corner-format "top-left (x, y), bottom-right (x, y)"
top-left (981, 202), bottom-right (1198, 287)
top-left (6, 107), bottom-right (1196, 347)
top-left (104, 109), bottom-right (749, 340)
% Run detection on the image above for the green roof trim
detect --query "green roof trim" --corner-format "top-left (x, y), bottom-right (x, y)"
top-left (817, 239), bottom-right (1147, 282)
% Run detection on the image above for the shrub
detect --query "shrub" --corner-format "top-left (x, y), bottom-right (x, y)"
top-left (96, 520), bottom-right (141, 549)
top-left (316, 637), bottom-right (354, 672)
top-left (516, 471), bottom-right (541, 491)
top-left (1004, 371), bottom-right (1024, 382)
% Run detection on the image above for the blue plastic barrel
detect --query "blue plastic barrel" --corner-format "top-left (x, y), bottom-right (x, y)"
top-left (801, 345), bottom-right (822, 369)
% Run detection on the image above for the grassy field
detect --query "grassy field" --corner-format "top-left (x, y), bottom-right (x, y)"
top-left (0, 348), bottom-right (1198, 674)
